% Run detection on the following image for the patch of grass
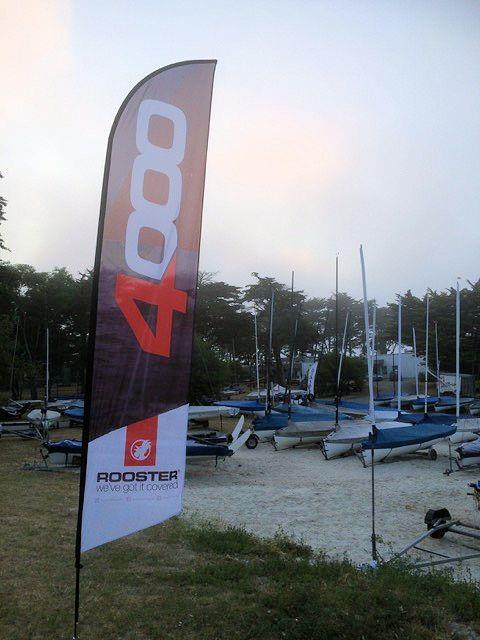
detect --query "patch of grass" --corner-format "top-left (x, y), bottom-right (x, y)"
top-left (0, 430), bottom-right (479, 639)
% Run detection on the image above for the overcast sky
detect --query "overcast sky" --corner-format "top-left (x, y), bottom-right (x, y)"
top-left (1, 0), bottom-right (479, 303)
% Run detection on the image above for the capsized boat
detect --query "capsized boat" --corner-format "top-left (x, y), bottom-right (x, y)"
top-left (358, 421), bottom-right (457, 466)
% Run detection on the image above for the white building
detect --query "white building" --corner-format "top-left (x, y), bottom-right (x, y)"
top-left (374, 351), bottom-right (424, 380)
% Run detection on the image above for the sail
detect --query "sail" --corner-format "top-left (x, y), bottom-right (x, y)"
top-left (306, 361), bottom-right (318, 396)
top-left (78, 61), bottom-right (216, 552)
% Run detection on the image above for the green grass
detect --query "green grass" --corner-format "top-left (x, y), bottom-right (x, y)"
top-left (0, 429), bottom-right (479, 639)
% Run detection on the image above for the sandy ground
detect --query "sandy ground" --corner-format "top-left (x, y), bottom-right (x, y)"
top-left (183, 429), bottom-right (480, 581)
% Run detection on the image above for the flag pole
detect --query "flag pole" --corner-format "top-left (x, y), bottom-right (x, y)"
top-left (71, 60), bottom-right (216, 639)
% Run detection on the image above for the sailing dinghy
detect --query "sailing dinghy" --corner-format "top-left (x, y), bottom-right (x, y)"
top-left (186, 415), bottom-right (252, 461)
top-left (214, 399), bottom-right (265, 415)
top-left (273, 414), bottom-right (351, 450)
top-left (358, 421), bottom-right (456, 466)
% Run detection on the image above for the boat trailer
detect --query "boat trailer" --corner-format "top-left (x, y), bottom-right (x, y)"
top-left (388, 483), bottom-right (480, 569)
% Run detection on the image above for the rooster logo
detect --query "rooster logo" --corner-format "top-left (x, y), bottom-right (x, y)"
top-left (130, 438), bottom-right (152, 462)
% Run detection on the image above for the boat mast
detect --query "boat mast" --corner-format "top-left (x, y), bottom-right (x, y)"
top-left (337, 311), bottom-right (350, 418)
top-left (286, 270), bottom-right (295, 416)
top-left (265, 288), bottom-right (275, 414)
top-left (254, 312), bottom-right (260, 401)
top-left (434, 321), bottom-right (440, 401)
top-left (456, 280), bottom-right (460, 418)
top-left (360, 245), bottom-right (377, 564)
top-left (397, 295), bottom-right (402, 416)
top-left (360, 246), bottom-right (375, 422)
top-left (424, 294), bottom-right (429, 415)
top-left (372, 302), bottom-right (379, 398)
top-left (288, 317), bottom-right (299, 409)
top-left (412, 327), bottom-right (419, 398)
top-left (335, 256), bottom-right (339, 426)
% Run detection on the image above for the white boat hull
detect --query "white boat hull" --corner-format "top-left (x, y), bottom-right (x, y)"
top-left (456, 454), bottom-right (480, 469)
top-left (188, 406), bottom-right (239, 420)
top-left (359, 436), bottom-right (445, 466)
top-left (274, 431), bottom-right (334, 450)
top-left (434, 400), bottom-right (474, 413)
top-left (253, 429), bottom-right (276, 441)
top-left (321, 420), bottom-right (408, 460)
top-left (321, 439), bottom-right (357, 459)
top-left (359, 444), bottom-right (419, 465)
top-left (27, 409), bottom-right (61, 428)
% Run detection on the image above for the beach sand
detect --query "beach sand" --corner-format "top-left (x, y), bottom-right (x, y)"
top-left (183, 437), bottom-right (480, 580)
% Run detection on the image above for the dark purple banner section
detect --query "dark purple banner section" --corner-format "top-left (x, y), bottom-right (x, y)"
top-left (87, 61), bottom-right (216, 441)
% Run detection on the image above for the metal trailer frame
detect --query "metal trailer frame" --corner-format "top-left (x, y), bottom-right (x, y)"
top-left (387, 508), bottom-right (480, 569)
top-left (0, 421), bottom-right (45, 440)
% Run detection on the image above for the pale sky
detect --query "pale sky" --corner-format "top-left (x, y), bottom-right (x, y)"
top-left (1, 0), bottom-right (479, 303)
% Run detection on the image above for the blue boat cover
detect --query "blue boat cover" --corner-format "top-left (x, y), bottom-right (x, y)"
top-left (65, 407), bottom-right (84, 422)
top-left (319, 400), bottom-right (396, 413)
top-left (396, 413), bottom-right (456, 426)
top-left (186, 439), bottom-right (233, 457)
top-left (362, 422), bottom-right (456, 450)
top-left (253, 407), bottom-right (341, 432)
top-left (44, 439), bottom-right (83, 454)
top-left (214, 400), bottom-right (265, 412)
top-left (253, 413), bottom-right (288, 431)
top-left (273, 403), bottom-right (335, 418)
top-left (436, 397), bottom-right (472, 406)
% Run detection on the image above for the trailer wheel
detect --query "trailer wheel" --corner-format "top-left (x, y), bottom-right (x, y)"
top-left (428, 448), bottom-right (437, 461)
top-left (245, 434), bottom-right (259, 450)
top-left (424, 508), bottom-right (451, 539)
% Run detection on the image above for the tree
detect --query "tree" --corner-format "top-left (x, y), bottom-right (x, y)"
top-left (243, 273), bottom-right (306, 386)
top-left (189, 335), bottom-right (230, 402)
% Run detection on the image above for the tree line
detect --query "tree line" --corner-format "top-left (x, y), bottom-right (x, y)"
top-left (0, 261), bottom-right (478, 401)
